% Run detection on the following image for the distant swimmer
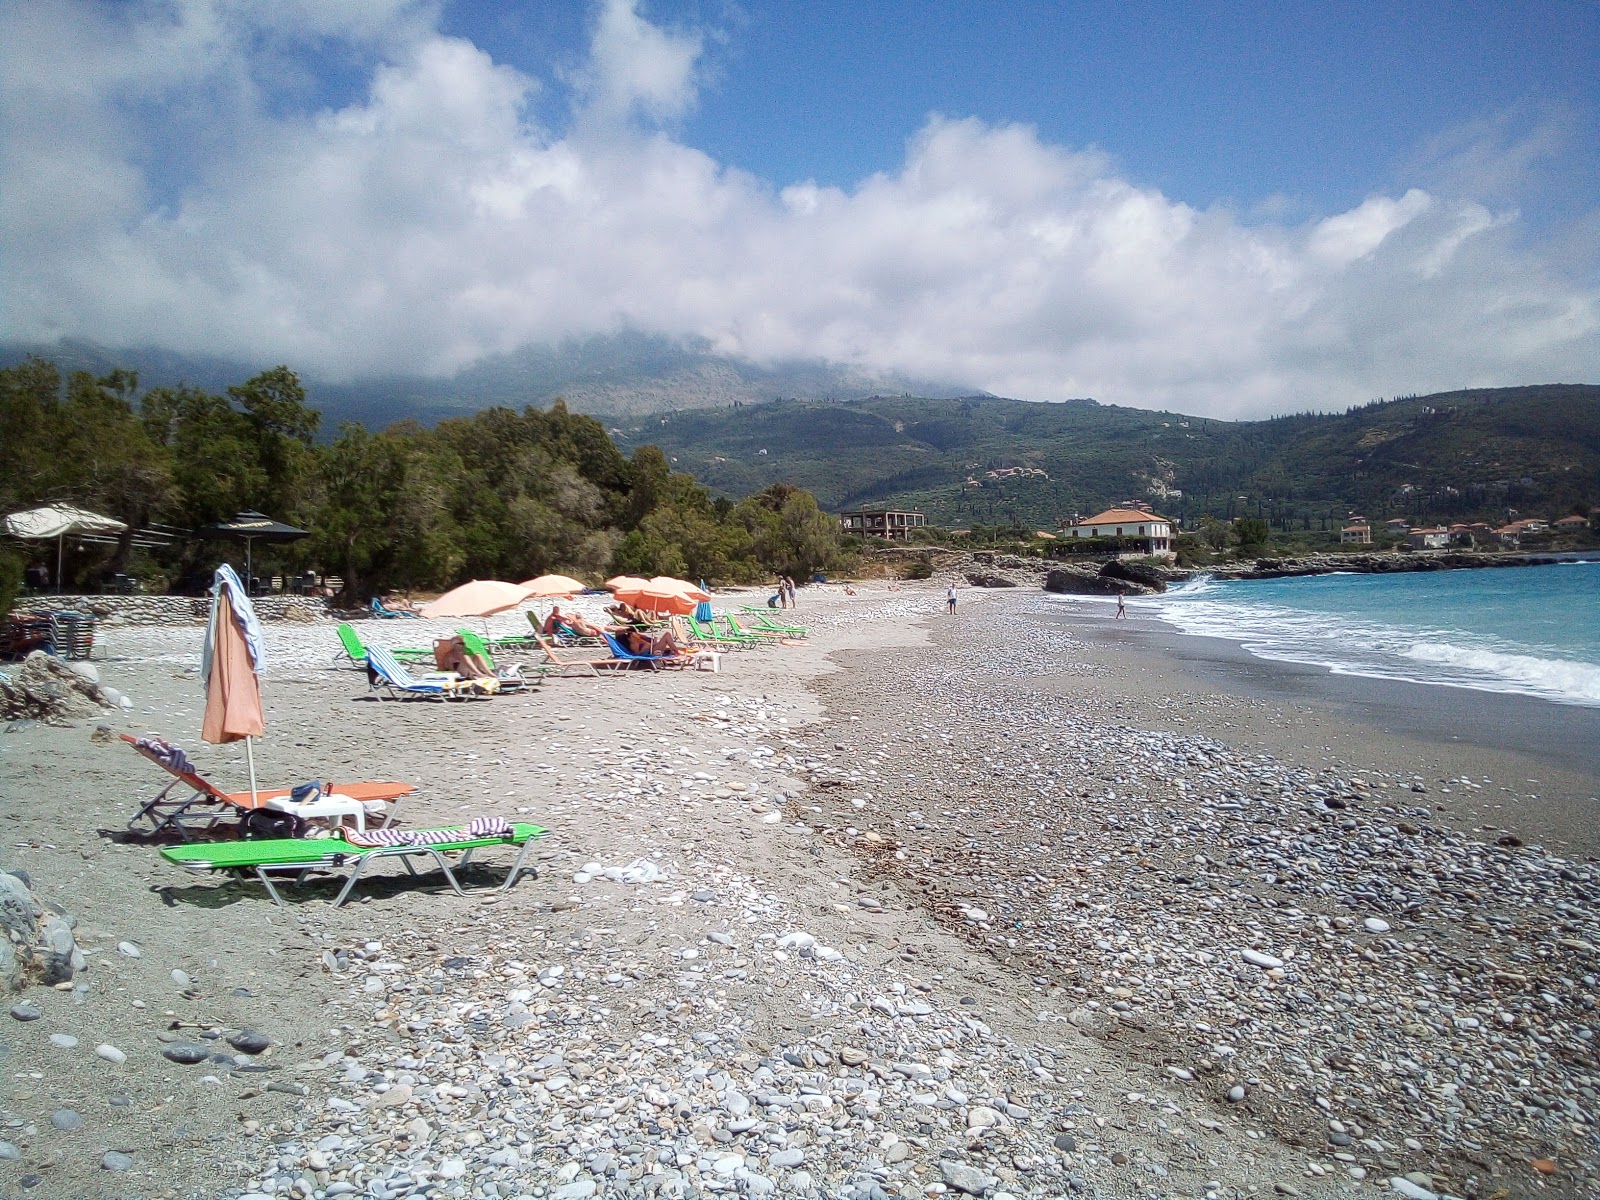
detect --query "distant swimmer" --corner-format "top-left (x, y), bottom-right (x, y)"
top-left (1115, 593), bottom-right (1127, 619)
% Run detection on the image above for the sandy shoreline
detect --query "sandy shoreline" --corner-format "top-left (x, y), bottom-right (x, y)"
top-left (2, 583), bottom-right (1596, 1199)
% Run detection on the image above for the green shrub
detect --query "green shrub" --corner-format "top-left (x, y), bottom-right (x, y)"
top-left (0, 549), bottom-right (23, 623)
top-left (903, 559), bottom-right (934, 580)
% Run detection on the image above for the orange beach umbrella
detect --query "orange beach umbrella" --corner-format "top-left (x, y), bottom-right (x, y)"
top-left (651, 576), bottom-right (711, 602)
top-left (613, 576), bottom-right (706, 616)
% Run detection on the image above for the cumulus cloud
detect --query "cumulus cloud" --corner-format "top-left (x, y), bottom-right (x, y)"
top-left (1, 0), bottom-right (1595, 418)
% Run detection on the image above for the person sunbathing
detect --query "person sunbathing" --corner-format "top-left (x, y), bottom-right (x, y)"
top-left (433, 636), bottom-right (496, 683)
top-left (606, 601), bottom-right (648, 625)
top-left (622, 627), bottom-right (681, 657)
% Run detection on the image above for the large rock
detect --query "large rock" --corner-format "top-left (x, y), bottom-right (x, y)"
top-left (964, 572), bottom-right (1018, 588)
top-left (1099, 559), bottom-right (1169, 592)
top-left (0, 652), bottom-right (122, 723)
top-left (0, 872), bottom-right (82, 992)
top-left (1043, 567), bottom-right (1154, 596)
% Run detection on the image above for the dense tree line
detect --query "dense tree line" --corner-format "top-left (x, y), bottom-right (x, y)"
top-left (0, 360), bottom-right (844, 601)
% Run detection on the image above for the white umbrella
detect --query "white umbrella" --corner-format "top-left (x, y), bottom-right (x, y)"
top-left (2, 504), bottom-right (127, 592)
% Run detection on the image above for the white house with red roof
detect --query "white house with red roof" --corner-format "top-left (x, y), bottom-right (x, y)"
top-left (1066, 507), bottom-right (1175, 555)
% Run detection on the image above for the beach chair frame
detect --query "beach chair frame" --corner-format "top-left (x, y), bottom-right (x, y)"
top-left (161, 823), bottom-right (544, 907)
top-left (122, 734), bottom-right (411, 839)
top-left (365, 645), bottom-right (491, 700)
top-left (532, 633), bottom-right (626, 678)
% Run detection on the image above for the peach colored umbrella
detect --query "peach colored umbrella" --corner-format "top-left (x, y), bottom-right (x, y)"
top-left (420, 580), bottom-right (531, 619)
top-left (605, 575), bottom-right (648, 591)
top-left (520, 573), bottom-right (585, 598)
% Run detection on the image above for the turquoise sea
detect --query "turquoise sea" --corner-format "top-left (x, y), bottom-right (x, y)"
top-left (1144, 561), bottom-right (1600, 708)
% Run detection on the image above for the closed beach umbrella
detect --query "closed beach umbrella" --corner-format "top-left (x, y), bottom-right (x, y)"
top-left (2, 503), bottom-right (127, 592)
top-left (420, 579), bottom-right (532, 619)
top-left (521, 573), bottom-right (585, 598)
top-left (201, 564), bottom-right (266, 805)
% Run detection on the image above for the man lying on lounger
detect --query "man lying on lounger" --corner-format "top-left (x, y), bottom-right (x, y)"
top-left (542, 605), bottom-right (609, 639)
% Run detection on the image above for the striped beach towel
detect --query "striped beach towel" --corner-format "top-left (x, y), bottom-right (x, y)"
top-left (337, 816), bottom-right (511, 849)
top-left (135, 736), bottom-right (195, 776)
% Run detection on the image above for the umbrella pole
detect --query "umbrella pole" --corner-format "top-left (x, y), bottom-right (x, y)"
top-left (245, 735), bottom-right (259, 810)
top-left (57, 533), bottom-right (64, 594)
top-left (245, 538), bottom-right (253, 595)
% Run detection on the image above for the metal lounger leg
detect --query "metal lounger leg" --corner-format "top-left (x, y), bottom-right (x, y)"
top-left (249, 866), bottom-right (287, 907)
top-left (500, 838), bottom-right (539, 891)
top-left (330, 846), bottom-right (467, 907)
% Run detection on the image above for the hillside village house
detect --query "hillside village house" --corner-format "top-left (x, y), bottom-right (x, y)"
top-left (1065, 506), bottom-right (1174, 556)
top-left (838, 508), bottom-right (927, 540)
top-left (1408, 526), bottom-right (1451, 550)
top-left (1554, 514), bottom-right (1591, 532)
top-left (1340, 522), bottom-right (1373, 544)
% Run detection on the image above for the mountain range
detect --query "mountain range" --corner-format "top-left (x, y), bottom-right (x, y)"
top-left (4, 337), bottom-right (1595, 531)
top-left (613, 385), bottom-right (1600, 531)
top-left (0, 333), bottom-right (973, 426)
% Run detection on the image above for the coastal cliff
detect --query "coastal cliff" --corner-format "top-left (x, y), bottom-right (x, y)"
top-left (1198, 550), bottom-right (1588, 580)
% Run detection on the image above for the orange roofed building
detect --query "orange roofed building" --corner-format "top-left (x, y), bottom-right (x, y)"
top-left (1066, 507), bottom-right (1175, 556)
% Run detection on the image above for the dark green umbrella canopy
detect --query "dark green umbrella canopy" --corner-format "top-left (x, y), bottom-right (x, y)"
top-left (196, 511), bottom-right (309, 543)
top-left (196, 511), bottom-right (308, 583)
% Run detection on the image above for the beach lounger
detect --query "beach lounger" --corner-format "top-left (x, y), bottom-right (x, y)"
top-left (688, 614), bottom-right (762, 648)
top-left (122, 734), bottom-right (412, 840)
top-left (721, 614), bottom-right (790, 643)
top-left (603, 631), bottom-right (683, 671)
top-left (160, 817), bottom-right (544, 907)
top-left (370, 597), bottom-right (419, 619)
top-left (365, 645), bottom-right (493, 700)
top-left (455, 629), bottom-right (542, 691)
top-left (368, 598), bottom-right (419, 620)
top-left (737, 608), bottom-right (809, 638)
top-left (672, 616), bottom-right (743, 653)
top-left (533, 633), bottom-right (626, 678)
top-left (334, 622), bottom-right (430, 667)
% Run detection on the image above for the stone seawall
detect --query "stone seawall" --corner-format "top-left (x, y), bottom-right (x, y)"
top-left (12, 594), bottom-right (333, 625)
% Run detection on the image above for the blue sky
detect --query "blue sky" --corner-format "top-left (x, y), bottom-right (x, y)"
top-left (1, 0), bottom-right (1596, 417)
top-left (447, 1), bottom-right (1599, 220)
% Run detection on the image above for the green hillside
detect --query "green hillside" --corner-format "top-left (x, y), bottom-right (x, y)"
top-left (612, 385), bottom-right (1600, 532)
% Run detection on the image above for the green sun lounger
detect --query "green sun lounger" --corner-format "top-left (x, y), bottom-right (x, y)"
top-left (335, 622), bottom-right (430, 666)
top-left (160, 821), bottom-right (545, 907)
top-left (689, 615), bottom-right (761, 647)
top-left (737, 608), bottom-right (809, 637)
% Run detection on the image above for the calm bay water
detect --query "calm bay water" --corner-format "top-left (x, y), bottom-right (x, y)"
top-left (1144, 561), bottom-right (1600, 707)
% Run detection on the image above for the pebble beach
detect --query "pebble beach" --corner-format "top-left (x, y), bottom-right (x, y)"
top-left (2, 583), bottom-right (1597, 1200)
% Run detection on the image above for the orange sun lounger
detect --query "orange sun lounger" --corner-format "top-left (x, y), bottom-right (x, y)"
top-left (122, 734), bottom-right (414, 840)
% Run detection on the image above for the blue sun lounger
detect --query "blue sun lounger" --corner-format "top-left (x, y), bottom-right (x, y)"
top-left (365, 645), bottom-right (490, 700)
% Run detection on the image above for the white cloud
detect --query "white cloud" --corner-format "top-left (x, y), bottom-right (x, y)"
top-left (1, 1), bottom-right (1595, 419)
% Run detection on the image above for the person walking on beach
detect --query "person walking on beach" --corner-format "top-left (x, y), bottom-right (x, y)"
top-left (946, 583), bottom-right (957, 615)
top-left (1115, 593), bottom-right (1127, 619)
